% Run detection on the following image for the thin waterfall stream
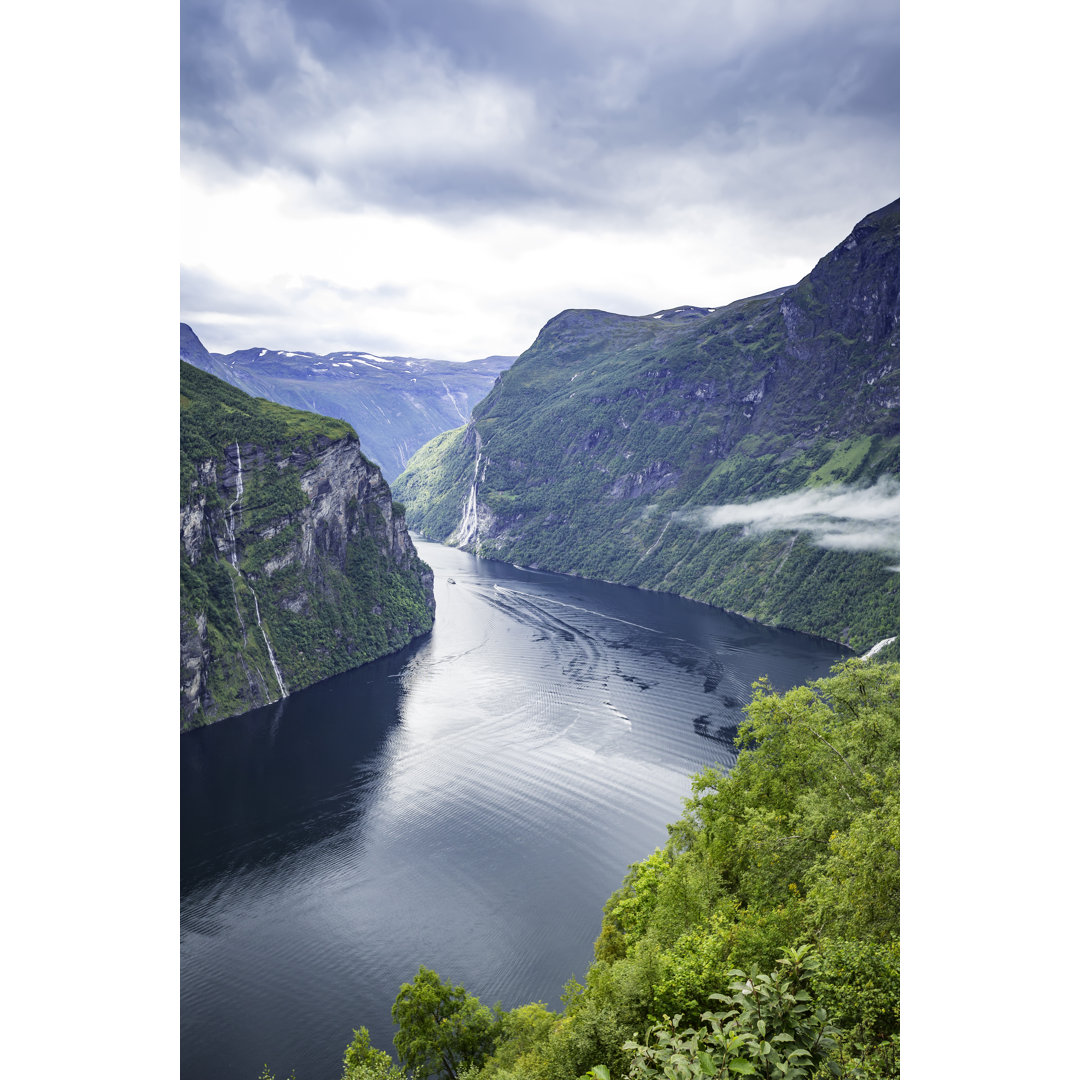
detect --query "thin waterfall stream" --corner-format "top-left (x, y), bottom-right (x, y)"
top-left (225, 440), bottom-right (287, 701)
top-left (224, 441), bottom-right (242, 568)
top-left (252, 588), bottom-right (287, 699)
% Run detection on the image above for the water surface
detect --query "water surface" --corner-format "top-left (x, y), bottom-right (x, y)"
top-left (181, 540), bottom-right (848, 1079)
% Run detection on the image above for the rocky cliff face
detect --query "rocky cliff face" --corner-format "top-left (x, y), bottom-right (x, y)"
top-left (181, 361), bottom-right (435, 729)
top-left (396, 201), bottom-right (899, 652)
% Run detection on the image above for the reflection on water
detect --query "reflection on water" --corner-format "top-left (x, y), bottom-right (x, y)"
top-left (181, 540), bottom-right (848, 1080)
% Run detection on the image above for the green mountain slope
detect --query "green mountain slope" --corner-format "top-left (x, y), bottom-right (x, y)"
top-left (395, 201), bottom-right (899, 652)
top-left (180, 361), bottom-right (435, 728)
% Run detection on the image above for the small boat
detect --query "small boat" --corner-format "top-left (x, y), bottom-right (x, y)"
top-left (446, 577), bottom-right (456, 584)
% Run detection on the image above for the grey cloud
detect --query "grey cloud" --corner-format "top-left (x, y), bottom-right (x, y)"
top-left (182, 265), bottom-right (405, 313)
top-left (282, 0), bottom-right (571, 77)
top-left (181, 266), bottom-right (289, 317)
top-left (672, 477), bottom-right (899, 554)
top-left (181, 265), bottom-right (412, 354)
top-left (181, 0), bottom-right (898, 221)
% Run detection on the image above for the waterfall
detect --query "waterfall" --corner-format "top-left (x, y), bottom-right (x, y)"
top-left (442, 380), bottom-right (470, 424)
top-left (223, 439), bottom-right (287, 701)
top-left (252, 588), bottom-right (288, 700)
top-left (860, 636), bottom-right (898, 661)
top-left (224, 441), bottom-right (243, 568)
top-left (457, 439), bottom-right (483, 545)
top-left (461, 479), bottom-right (479, 543)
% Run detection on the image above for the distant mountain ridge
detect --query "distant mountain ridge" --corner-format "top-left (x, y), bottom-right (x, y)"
top-left (396, 200), bottom-right (900, 653)
top-left (180, 323), bottom-right (513, 480)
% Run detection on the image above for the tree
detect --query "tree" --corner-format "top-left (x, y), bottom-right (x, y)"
top-left (344, 1026), bottom-right (408, 1080)
top-left (392, 967), bottom-right (499, 1080)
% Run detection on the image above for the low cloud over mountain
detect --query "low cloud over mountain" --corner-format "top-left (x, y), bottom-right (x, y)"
top-left (673, 477), bottom-right (899, 554)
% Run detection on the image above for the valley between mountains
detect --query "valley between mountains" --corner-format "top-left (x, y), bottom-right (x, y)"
top-left (180, 199), bottom-right (899, 725)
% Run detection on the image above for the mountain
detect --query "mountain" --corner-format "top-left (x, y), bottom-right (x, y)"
top-left (180, 324), bottom-right (513, 480)
top-left (395, 200), bottom-right (900, 653)
top-left (180, 360), bottom-right (436, 729)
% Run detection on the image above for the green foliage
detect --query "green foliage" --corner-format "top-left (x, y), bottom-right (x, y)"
top-left (804, 801), bottom-right (899, 943)
top-left (181, 360), bottom-right (357, 501)
top-left (392, 967), bottom-right (500, 1080)
top-left (476, 1004), bottom-right (559, 1080)
top-left (622, 946), bottom-right (841, 1080)
top-left (806, 437), bottom-right (884, 488)
top-left (545, 996), bottom-right (632, 1080)
top-left (344, 1027), bottom-right (409, 1080)
top-left (599, 849), bottom-right (671, 952)
top-left (645, 902), bottom-right (803, 1023)
top-left (811, 941), bottom-right (898, 1078)
top-left (394, 427), bottom-right (473, 540)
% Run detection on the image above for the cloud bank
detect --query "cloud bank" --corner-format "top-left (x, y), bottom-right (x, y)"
top-left (182, 0), bottom-right (898, 218)
top-left (181, 0), bottom-right (899, 358)
top-left (673, 477), bottom-right (899, 554)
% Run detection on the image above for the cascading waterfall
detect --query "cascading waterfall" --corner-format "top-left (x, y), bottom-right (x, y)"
top-left (224, 441), bottom-right (243, 568)
top-left (860, 636), bottom-right (898, 661)
top-left (224, 440), bottom-right (288, 701)
top-left (457, 437), bottom-right (483, 545)
top-left (461, 480), bottom-right (479, 543)
top-left (442, 380), bottom-right (470, 424)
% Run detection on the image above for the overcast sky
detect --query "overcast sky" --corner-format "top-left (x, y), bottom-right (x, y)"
top-left (181, 0), bottom-right (899, 361)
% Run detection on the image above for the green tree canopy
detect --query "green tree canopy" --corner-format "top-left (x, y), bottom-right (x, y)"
top-left (344, 1026), bottom-right (408, 1080)
top-left (392, 967), bottom-right (499, 1080)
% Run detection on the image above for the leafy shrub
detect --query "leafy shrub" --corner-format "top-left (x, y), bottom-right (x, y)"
top-left (619, 946), bottom-right (840, 1080)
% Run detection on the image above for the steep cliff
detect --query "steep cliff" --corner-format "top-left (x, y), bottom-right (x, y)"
top-left (181, 361), bottom-right (435, 729)
top-left (396, 201), bottom-right (899, 652)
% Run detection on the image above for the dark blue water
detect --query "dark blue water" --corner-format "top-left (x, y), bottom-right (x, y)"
top-left (181, 540), bottom-right (849, 1079)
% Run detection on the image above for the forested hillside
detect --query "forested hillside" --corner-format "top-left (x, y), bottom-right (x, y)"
top-left (396, 202), bottom-right (900, 653)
